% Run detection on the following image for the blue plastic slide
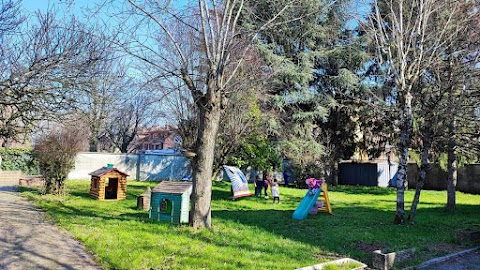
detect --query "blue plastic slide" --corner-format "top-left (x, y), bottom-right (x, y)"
top-left (292, 189), bottom-right (321, 220)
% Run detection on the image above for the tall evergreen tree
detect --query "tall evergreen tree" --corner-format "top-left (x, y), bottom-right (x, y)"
top-left (245, 0), bottom-right (330, 180)
top-left (249, 0), bottom-right (370, 181)
top-left (312, 3), bottom-right (372, 184)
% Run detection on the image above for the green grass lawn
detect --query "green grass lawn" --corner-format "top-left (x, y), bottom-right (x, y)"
top-left (20, 180), bottom-right (480, 270)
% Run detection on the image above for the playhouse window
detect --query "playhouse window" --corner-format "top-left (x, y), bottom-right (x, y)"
top-left (159, 198), bottom-right (172, 213)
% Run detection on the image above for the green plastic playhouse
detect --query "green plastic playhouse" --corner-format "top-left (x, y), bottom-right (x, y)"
top-left (149, 181), bottom-right (192, 224)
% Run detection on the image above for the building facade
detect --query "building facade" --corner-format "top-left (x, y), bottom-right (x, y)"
top-left (131, 125), bottom-right (179, 153)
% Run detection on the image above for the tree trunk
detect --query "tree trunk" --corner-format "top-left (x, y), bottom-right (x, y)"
top-left (89, 121), bottom-right (102, 152)
top-left (446, 118), bottom-right (457, 212)
top-left (212, 143), bottom-right (235, 181)
top-left (330, 160), bottom-right (339, 186)
top-left (56, 178), bottom-right (67, 196)
top-left (190, 101), bottom-right (222, 229)
top-left (120, 137), bottom-right (131, 153)
top-left (394, 92), bottom-right (413, 224)
top-left (43, 179), bottom-right (55, 195)
top-left (211, 160), bottom-right (225, 181)
top-left (408, 123), bottom-right (433, 224)
top-left (89, 137), bottom-right (99, 152)
top-left (44, 177), bottom-right (65, 195)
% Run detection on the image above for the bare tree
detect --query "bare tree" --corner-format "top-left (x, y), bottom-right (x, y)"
top-left (0, 0), bottom-right (23, 41)
top-left (407, 80), bottom-right (445, 224)
top-left (165, 81), bottom-right (198, 151)
top-left (441, 6), bottom-right (480, 212)
top-left (0, 3), bottom-right (110, 145)
top-left (121, 0), bottom-right (308, 229)
top-left (213, 80), bottom-right (266, 179)
top-left (106, 90), bottom-right (160, 153)
top-left (364, 0), bottom-right (470, 224)
top-left (73, 59), bottom-right (121, 152)
top-left (404, 2), bottom-right (480, 223)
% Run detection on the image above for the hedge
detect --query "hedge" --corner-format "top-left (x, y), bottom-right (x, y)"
top-left (0, 148), bottom-right (40, 175)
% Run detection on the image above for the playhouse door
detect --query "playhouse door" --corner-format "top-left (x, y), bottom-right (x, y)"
top-left (105, 178), bottom-right (118, 199)
top-left (159, 198), bottom-right (173, 223)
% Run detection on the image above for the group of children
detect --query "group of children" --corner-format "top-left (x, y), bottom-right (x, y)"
top-left (254, 175), bottom-right (281, 204)
top-left (252, 175), bottom-right (324, 207)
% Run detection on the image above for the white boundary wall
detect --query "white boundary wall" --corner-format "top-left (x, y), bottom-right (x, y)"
top-left (67, 152), bottom-right (191, 181)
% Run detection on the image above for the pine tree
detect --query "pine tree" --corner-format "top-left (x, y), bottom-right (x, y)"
top-left (250, 0), bottom-right (370, 181)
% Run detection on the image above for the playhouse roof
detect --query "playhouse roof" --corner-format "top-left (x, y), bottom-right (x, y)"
top-left (89, 167), bottom-right (129, 177)
top-left (152, 181), bottom-right (192, 194)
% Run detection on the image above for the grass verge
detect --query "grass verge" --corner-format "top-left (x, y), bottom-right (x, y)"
top-left (20, 180), bottom-right (480, 270)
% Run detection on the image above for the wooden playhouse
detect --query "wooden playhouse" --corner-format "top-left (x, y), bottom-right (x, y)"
top-left (89, 167), bottom-right (128, 200)
top-left (149, 181), bottom-right (192, 224)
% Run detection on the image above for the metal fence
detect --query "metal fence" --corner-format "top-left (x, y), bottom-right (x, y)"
top-left (339, 161), bottom-right (480, 194)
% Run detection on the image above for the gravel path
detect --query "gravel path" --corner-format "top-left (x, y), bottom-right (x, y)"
top-left (0, 179), bottom-right (102, 270)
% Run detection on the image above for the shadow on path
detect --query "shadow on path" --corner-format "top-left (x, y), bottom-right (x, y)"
top-left (0, 181), bottom-right (102, 270)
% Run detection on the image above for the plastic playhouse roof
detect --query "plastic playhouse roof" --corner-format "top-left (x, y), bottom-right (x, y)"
top-left (89, 167), bottom-right (129, 177)
top-left (152, 181), bottom-right (192, 194)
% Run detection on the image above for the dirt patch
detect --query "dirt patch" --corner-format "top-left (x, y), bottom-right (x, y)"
top-left (354, 242), bottom-right (389, 253)
top-left (455, 227), bottom-right (480, 244)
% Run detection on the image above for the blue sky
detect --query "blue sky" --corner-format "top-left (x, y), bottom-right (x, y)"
top-left (22, 0), bottom-right (106, 23)
top-left (22, 0), bottom-right (370, 17)
top-left (22, 0), bottom-right (190, 14)
top-left (23, 0), bottom-right (86, 13)
top-left (21, 0), bottom-right (193, 31)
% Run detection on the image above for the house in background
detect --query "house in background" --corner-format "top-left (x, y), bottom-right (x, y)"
top-left (131, 125), bottom-right (179, 153)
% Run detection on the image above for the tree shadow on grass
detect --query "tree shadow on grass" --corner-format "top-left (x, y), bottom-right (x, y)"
top-left (119, 211), bottom-right (150, 221)
top-left (212, 206), bottom-right (390, 265)
top-left (212, 181), bottom-right (257, 201)
top-left (66, 181), bottom-right (158, 200)
top-left (212, 203), bottom-right (480, 265)
top-left (38, 198), bottom-right (153, 225)
top-left (329, 185), bottom-right (397, 195)
top-left (68, 190), bottom-right (92, 199)
top-left (19, 181), bottom-right (480, 268)
top-left (17, 186), bottom-right (39, 193)
top-left (19, 185), bottom-right (149, 223)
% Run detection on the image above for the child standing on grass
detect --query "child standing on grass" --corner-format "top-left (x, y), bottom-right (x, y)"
top-left (264, 175), bottom-right (271, 199)
top-left (254, 175), bottom-right (263, 197)
top-left (271, 178), bottom-right (280, 204)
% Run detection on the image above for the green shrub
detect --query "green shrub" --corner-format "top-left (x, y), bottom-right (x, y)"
top-left (0, 148), bottom-right (39, 174)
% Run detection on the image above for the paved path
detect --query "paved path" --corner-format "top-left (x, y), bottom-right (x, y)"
top-left (417, 247), bottom-right (480, 270)
top-left (0, 179), bottom-right (102, 270)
